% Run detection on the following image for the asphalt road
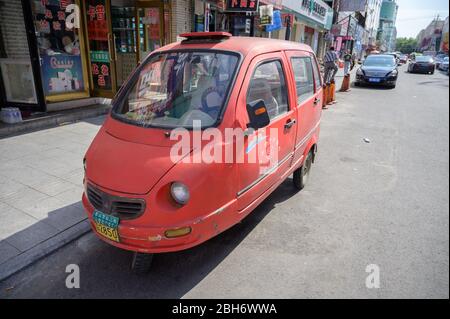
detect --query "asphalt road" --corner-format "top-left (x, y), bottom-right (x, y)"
top-left (1, 66), bottom-right (448, 299)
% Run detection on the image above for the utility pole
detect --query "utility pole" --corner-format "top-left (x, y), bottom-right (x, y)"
top-left (332, 0), bottom-right (340, 24)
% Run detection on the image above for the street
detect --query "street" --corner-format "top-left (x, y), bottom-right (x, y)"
top-left (0, 67), bottom-right (448, 299)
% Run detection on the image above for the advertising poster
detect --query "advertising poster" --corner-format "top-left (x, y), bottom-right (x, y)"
top-left (86, 0), bottom-right (112, 90)
top-left (41, 54), bottom-right (84, 95)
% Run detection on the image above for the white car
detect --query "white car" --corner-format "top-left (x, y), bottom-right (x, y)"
top-left (438, 57), bottom-right (449, 72)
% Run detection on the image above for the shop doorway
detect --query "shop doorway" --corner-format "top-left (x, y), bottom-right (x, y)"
top-left (136, 1), bottom-right (170, 63)
top-left (83, 0), bottom-right (170, 98)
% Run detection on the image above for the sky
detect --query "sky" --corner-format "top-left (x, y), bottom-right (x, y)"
top-left (396, 0), bottom-right (449, 38)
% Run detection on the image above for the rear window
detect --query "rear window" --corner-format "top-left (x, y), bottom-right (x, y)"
top-left (364, 56), bottom-right (396, 67)
top-left (112, 51), bottom-right (239, 129)
top-left (416, 56), bottom-right (434, 63)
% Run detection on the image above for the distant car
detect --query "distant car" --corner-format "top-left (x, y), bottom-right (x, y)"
top-left (438, 57), bottom-right (449, 72)
top-left (434, 54), bottom-right (448, 69)
top-left (399, 54), bottom-right (408, 64)
top-left (408, 56), bottom-right (435, 74)
top-left (385, 52), bottom-right (400, 65)
top-left (355, 54), bottom-right (398, 88)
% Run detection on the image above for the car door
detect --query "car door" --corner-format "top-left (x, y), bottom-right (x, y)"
top-left (236, 53), bottom-right (297, 211)
top-left (285, 51), bottom-right (322, 167)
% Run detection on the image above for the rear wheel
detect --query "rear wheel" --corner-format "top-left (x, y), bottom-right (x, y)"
top-left (293, 151), bottom-right (313, 191)
top-left (131, 252), bottom-right (154, 274)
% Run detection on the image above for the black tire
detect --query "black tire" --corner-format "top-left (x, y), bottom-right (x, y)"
top-left (354, 81), bottom-right (361, 87)
top-left (131, 252), bottom-right (154, 274)
top-left (293, 151), bottom-right (313, 191)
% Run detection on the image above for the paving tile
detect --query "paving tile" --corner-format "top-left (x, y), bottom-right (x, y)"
top-left (0, 175), bottom-right (26, 200)
top-left (30, 177), bottom-right (76, 197)
top-left (59, 169), bottom-right (84, 187)
top-left (0, 202), bottom-right (38, 241)
top-left (13, 196), bottom-right (68, 220)
top-left (2, 186), bottom-right (50, 213)
top-left (53, 186), bottom-right (84, 205)
top-left (0, 165), bottom-right (54, 187)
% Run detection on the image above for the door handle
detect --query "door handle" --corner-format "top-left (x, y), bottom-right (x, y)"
top-left (284, 119), bottom-right (296, 129)
top-left (314, 97), bottom-right (321, 106)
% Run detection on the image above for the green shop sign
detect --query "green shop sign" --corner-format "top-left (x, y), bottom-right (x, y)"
top-left (90, 51), bottom-right (110, 63)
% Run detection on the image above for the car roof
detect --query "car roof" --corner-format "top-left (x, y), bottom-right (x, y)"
top-left (153, 36), bottom-right (314, 59)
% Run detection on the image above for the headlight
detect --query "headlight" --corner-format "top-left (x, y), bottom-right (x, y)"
top-left (83, 158), bottom-right (87, 173)
top-left (389, 70), bottom-right (398, 76)
top-left (170, 182), bottom-right (190, 205)
top-left (356, 68), bottom-right (364, 75)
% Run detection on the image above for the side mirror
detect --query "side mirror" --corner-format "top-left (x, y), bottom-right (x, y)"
top-left (246, 99), bottom-right (270, 130)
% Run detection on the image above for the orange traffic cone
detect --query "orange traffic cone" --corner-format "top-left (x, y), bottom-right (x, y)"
top-left (340, 74), bottom-right (351, 92)
top-left (322, 84), bottom-right (328, 109)
top-left (328, 80), bottom-right (337, 105)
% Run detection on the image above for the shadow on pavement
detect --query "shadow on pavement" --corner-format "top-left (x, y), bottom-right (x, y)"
top-left (1, 178), bottom-right (299, 298)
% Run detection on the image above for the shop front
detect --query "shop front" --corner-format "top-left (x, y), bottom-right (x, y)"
top-left (281, 0), bottom-right (332, 57)
top-left (0, 0), bottom-right (175, 113)
top-left (82, 0), bottom-right (172, 98)
top-left (194, 0), bottom-right (261, 37)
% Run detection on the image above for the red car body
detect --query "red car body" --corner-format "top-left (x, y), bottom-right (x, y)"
top-left (82, 33), bottom-right (323, 254)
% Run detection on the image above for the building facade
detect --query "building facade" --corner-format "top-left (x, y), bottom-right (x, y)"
top-left (440, 16), bottom-right (449, 53)
top-left (416, 17), bottom-right (447, 54)
top-left (280, 0), bottom-right (333, 59)
top-left (377, 0), bottom-right (398, 52)
top-left (329, 0), bottom-right (371, 59)
top-left (365, 0), bottom-right (382, 49)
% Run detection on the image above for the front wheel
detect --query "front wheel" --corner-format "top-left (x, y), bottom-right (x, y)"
top-left (293, 151), bottom-right (313, 190)
top-left (131, 252), bottom-right (154, 274)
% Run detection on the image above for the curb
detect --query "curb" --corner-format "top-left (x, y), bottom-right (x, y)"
top-left (0, 219), bottom-right (91, 282)
top-left (0, 104), bottom-right (110, 139)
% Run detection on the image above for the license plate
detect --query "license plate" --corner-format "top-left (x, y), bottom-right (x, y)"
top-left (369, 78), bottom-right (381, 83)
top-left (93, 210), bottom-right (120, 242)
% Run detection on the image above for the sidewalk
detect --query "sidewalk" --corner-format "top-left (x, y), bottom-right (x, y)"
top-left (0, 104), bottom-right (110, 139)
top-left (0, 116), bottom-right (105, 281)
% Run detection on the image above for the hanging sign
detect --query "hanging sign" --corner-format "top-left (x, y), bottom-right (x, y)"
top-left (226, 0), bottom-right (259, 12)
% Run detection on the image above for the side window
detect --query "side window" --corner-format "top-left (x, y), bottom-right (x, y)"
top-left (311, 56), bottom-right (322, 90)
top-left (291, 57), bottom-right (315, 104)
top-left (247, 60), bottom-right (289, 120)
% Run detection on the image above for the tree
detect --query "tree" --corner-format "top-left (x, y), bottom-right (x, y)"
top-left (396, 37), bottom-right (419, 54)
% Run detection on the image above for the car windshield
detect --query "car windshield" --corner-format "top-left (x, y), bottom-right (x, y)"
top-left (416, 56), bottom-right (433, 62)
top-left (363, 56), bottom-right (396, 67)
top-left (113, 51), bottom-right (239, 129)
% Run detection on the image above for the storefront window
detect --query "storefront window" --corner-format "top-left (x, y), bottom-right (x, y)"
top-left (31, 0), bottom-right (86, 96)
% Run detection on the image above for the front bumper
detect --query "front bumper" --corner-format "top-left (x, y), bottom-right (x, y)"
top-left (82, 191), bottom-right (237, 254)
top-left (410, 65), bottom-right (435, 73)
top-left (356, 74), bottom-right (397, 86)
